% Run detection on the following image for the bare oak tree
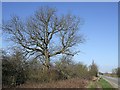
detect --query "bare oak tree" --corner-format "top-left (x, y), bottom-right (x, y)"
top-left (3, 6), bottom-right (84, 71)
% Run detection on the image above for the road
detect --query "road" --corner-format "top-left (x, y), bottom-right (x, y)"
top-left (101, 75), bottom-right (120, 88)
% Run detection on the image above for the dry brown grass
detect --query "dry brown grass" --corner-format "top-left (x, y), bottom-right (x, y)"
top-left (18, 78), bottom-right (88, 88)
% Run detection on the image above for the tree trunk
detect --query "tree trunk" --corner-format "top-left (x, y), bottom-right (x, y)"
top-left (44, 50), bottom-right (50, 72)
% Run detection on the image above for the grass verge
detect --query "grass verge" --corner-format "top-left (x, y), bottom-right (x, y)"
top-left (18, 78), bottom-right (88, 88)
top-left (87, 77), bottom-right (114, 89)
top-left (97, 78), bottom-right (113, 88)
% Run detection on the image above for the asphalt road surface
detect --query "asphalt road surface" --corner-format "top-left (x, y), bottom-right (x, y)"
top-left (101, 75), bottom-right (120, 88)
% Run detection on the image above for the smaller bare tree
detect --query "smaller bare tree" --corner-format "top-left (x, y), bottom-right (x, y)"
top-left (89, 60), bottom-right (98, 77)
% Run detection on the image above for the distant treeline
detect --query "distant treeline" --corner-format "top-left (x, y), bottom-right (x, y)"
top-left (111, 67), bottom-right (120, 77)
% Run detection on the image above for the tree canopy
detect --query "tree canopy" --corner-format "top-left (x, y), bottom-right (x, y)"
top-left (3, 6), bottom-right (85, 71)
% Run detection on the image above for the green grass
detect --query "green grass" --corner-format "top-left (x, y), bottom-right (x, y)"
top-left (87, 77), bottom-right (114, 89)
top-left (98, 78), bottom-right (113, 88)
top-left (87, 81), bottom-right (98, 90)
top-left (87, 81), bottom-right (95, 88)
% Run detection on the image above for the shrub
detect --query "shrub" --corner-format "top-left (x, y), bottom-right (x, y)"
top-left (2, 50), bottom-right (28, 87)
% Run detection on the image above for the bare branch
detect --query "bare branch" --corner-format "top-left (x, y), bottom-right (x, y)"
top-left (3, 6), bottom-right (85, 70)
